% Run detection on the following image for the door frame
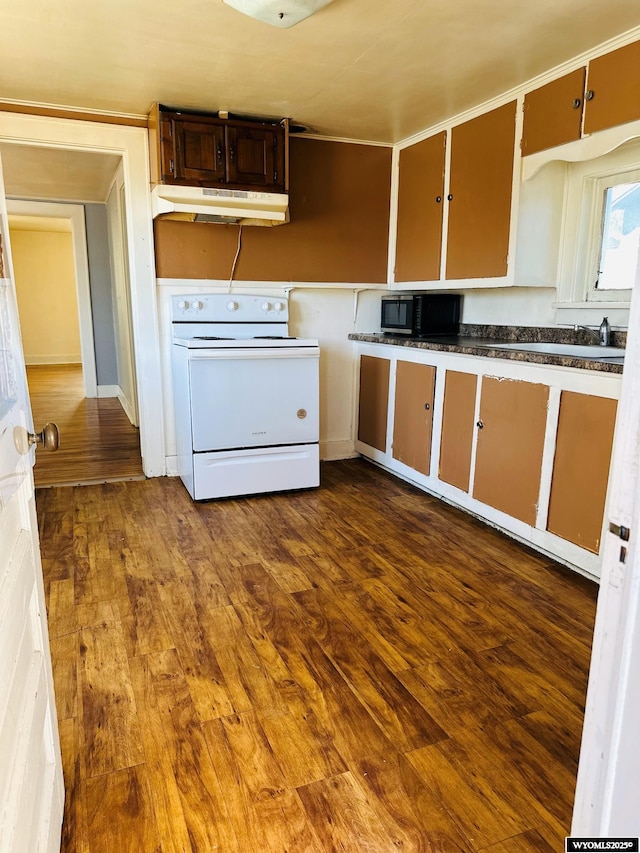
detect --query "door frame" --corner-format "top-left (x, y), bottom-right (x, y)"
top-left (6, 199), bottom-right (97, 397)
top-left (0, 112), bottom-right (165, 476)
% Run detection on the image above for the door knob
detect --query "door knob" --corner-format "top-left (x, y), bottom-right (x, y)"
top-left (29, 422), bottom-right (60, 452)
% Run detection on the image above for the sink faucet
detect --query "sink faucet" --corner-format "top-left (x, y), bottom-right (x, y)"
top-left (574, 317), bottom-right (611, 346)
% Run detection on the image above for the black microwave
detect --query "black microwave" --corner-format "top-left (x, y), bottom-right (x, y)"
top-left (381, 293), bottom-right (461, 336)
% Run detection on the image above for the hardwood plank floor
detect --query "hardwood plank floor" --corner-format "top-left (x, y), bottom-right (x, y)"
top-left (37, 460), bottom-right (599, 852)
top-left (27, 364), bottom-right (143, 487)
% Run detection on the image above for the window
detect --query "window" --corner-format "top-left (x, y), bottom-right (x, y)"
top-left (557, 139), bottom-right (640, 308)
top-left (595, 179), bottom-right (640, 293)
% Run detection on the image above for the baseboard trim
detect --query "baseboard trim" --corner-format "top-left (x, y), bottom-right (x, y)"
top-left (97, 384), bottom-right (119, 398)
top-left (118, 391), bottom-right (138, 427)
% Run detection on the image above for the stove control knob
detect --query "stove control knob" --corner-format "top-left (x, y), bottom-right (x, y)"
top-left (177, 299), bottom-right (189, 310)
top-left (261, 301), bottom-right (272, 312)
top-left (227, 300), bottom-right (239, 312)
top-left (191, 299), bottom-right (203, 311)
top-left (274, 302), bottom-right (285, 313)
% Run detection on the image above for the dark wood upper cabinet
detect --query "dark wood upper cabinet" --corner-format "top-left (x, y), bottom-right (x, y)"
top-left (226, 126), bottom-right (283, 189)
top-left (522, 68), bottom-right (586, 156)
top-left (583, 40), bottom-right (640, 135)
top-left (149, 104), bottom-right (287, 193)
top-left (172, 119), bottom-right (226, 184)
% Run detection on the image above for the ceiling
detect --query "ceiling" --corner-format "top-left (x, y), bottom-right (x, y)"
top-left (0, 145), bottom-right (121, 202)
top-left (1, 0), bottom-right (640, 146)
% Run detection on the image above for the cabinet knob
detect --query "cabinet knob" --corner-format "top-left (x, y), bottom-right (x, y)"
top-left (476, 420), bottom-right (484, 429)
top-left (217, 142), bottom-right (223, 167)
top-left (424, 403), bottom-right (431, 411)
top-left (585, 89), bottom-right (595, 101)
top-left (571, 98), bottom-right (582, 109)
top-left (447, 193), bottom-right (453, 201)
top-left (435, 196), bottom-right (442, 203)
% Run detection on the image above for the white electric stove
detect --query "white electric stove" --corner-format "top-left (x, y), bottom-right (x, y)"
top-left (171, 293), bottom-right (320, 500)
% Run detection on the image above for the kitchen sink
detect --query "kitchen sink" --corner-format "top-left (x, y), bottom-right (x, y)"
top-left (483, 342), bottom-right (625, 359)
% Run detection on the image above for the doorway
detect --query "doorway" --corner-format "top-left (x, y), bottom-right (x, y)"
top-left (0, 112), bottom-right (164, 477)
top-left (4, 163), bottom-right (143, 486)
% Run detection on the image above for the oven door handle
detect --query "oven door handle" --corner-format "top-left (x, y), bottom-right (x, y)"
top-left (186, 348), bottom-right (319, 360)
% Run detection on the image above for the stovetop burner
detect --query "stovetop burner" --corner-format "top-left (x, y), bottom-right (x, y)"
top-left (193, 336), bottom-right (234, 340)
top-left (252, 335), bottom-right (297, 340)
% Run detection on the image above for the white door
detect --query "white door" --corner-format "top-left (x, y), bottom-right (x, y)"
top-left (0, 153), bottom-right (64, 851)
top-left (572, 230), bottom-right (640, 834)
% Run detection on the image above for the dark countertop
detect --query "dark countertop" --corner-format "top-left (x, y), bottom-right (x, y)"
top-left (348, 330), bottom-right (625, 374)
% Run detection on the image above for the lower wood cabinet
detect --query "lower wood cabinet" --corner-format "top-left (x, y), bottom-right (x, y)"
top-left (547, 391), bottom-right (618, 553)
top-left (439, 370), bottom-right (477, 492)
top-left (357, 355), bottom-right (390, 452)
top-left (472, 377), bottom-right (549, 526)
top-left (392, 361), bottom-right (436, 475)
top-left (354, 343), bottom-right (621, 579)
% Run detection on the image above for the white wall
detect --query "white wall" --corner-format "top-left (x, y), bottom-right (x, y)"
top-left (10, 227), bottom-right (81, 364)
top-left (459, 286), bottom-right (558, 327)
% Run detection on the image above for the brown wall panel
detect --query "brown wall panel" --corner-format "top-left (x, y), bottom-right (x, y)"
top-left (473, 377), bottom-right (549, 526)
top-left (395, 132), bottom-right (446, 282)
top-left (154, 137), bottom-right (392, 283)
top-left (439, 370), bottom-right (477, 492)
top-left (445, 102), bottom-right (516, 280)
top-left (584, 40), bottom-right (640, 135)
top-left (547, 392), bottom-right (617, 554)
top-left (522, 68), bottom-right (586, 156)
top-left (358, 355), bottom-right (390, 452)
top-left (392, 361), bottom-right (436, 475)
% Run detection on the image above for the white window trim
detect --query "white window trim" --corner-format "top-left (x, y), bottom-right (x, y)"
top-left (587, 170), bottom-right (640, 302)
top-left (557, 141), bottom-right (640, 314)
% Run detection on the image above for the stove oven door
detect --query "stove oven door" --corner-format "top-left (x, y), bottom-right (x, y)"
top-left (188, 346), bottom-right (319, 452)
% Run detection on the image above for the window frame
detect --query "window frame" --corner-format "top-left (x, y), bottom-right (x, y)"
top-left (558, 140), bottom-right (640, 308)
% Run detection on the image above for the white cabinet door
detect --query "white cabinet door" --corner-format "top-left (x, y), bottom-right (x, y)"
top-left (0, 152), bottom-right (64, 852)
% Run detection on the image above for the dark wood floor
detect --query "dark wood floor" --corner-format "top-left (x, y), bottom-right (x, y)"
top-left (27, 364), bottom-right (143, 488)
top-left (37, 459), bottom-right (598, 852)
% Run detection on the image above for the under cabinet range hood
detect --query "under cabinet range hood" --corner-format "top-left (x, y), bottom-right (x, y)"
top-left (150, 184), bottom-right (289, 226)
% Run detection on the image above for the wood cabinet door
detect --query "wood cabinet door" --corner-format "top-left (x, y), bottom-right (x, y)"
top-left (392, 361), bottom-right (436, 475)
top-left (172, 118), bottom-right (226, 185)
top-left (584, 40), bottom-right (640, 135)
top-left (226, 125), bottom-right (285, 191)
top-left (473, 376), bottom-right (549, 525)
top-left (358, 355), bottom-right (390, 452)
top-left (547, 391), bottom-right (617, 553)
top-left (439, 370), bottom-right (477, 492)
top-left (445, 101), bottom-right (517, 280)
top-left (395, 132), bottom-right (446, 282)
top-left (522, 68), bottom-right (586, 156)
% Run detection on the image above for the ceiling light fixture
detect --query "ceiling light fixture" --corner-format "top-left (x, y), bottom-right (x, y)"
top-left (222, 0), bottom-right (334, 28)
